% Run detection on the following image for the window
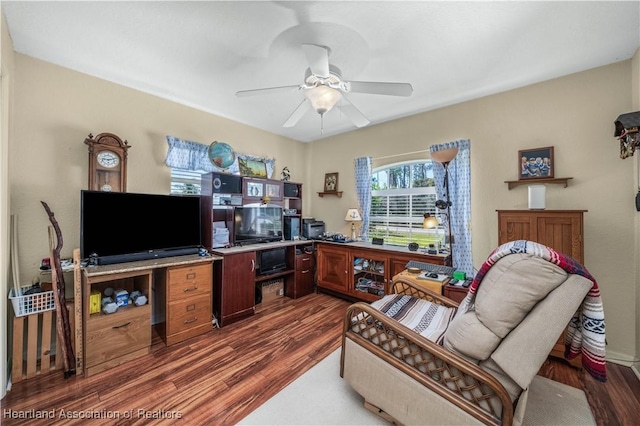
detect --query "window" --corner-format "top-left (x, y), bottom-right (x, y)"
top-left (369, 161), bottom-right (445, 248)
top-left (170, 168), bottom-right (204, 194)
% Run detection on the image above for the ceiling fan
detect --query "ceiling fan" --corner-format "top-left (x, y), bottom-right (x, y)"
top-left (235, 43), bottom-right (413, 131)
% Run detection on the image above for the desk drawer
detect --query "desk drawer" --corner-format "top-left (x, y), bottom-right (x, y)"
top-left (167, 263), bottom-right (212, 301)
top-left (168, 293), bottom-right (211, 336)
top-left (85, 306), bottom-right (151, 367)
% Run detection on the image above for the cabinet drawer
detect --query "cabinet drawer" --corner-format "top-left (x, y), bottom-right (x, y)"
top-left (295, 254), bottom-right (314, 272)
top-left (167, 263), bottom-right (212, 301)
top-left (168, 294), bottom-right (211, 336)
top-left (85, 306), bottom-right (151, 367)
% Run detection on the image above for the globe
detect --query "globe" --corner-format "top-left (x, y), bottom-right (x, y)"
top-left (208, 141), bottom-right (236, 169)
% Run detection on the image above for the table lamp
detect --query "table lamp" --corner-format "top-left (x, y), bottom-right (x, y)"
top-left (344, 208), bottom-right (362, 240)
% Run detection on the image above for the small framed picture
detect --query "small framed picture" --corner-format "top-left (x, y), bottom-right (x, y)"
top-left (324, 172), bottom-right (339, 192)
top-left (518, 146), bottom-right (554, 180)
top-left (238, 158), bottom-right (267, 178)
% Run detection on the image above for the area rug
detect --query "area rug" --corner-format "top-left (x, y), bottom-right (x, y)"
top-left (238, 349), bottom-right (595, 425)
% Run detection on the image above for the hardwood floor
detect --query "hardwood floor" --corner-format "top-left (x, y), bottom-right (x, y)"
top-left (2, 292), bottom-right (639, 425)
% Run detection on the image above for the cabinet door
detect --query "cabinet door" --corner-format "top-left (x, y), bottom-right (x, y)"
top-left (216, 251), bottom-right (255, 326)
top-left (316, 245), bottom-right (349, 293)
top-left (498, 212), bottom-right (534, 245)
top-left (536, 214), bottom-right (583, 264)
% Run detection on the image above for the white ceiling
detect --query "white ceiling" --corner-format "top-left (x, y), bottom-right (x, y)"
top-left (3, 1), bottom-right (639, 143)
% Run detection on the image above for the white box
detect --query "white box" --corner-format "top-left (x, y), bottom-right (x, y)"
top-left (528, 185), bottom-right (546, 210)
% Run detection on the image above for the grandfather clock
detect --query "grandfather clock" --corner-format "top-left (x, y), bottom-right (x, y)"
top-left (85, 133), bottom-right (130, 192)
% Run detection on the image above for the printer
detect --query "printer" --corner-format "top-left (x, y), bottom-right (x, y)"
top-left (302, 218), bottom-right (325, 239)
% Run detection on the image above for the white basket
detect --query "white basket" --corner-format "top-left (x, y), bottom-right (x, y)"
top-left (9, 286), bottom-right (55, 317)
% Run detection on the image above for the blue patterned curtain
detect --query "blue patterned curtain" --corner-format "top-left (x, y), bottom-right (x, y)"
top-left (430, 140), bottom-right (472, 276)
top-left (165, 135), bottom-right (276, 177)
top-left (165, 135), bottom-right (216, 172)
top-left (354, 157), bottom-right (372, 240)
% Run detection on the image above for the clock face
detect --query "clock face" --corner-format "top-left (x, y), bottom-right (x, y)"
top-left (97, 151), bottom-right (120, 168)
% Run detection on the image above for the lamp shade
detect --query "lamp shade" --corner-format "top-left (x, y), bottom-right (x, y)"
top-left (345, 208), bottom-right (362, 222)
top-left (305, 85), bottom-right (342, 115)
top-left (422, 214), bottom-right (439, 229)
top-left (430, 147), bottom-right (459, 164)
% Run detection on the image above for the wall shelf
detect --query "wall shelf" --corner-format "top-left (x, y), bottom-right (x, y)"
top-left (318, 191), bottom-right (343, 198)
top-left (504, 177), bottom-right (573, 190)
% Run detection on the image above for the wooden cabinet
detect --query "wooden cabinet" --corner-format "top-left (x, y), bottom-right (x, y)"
top-left (497, 209), bottom-right (586, 367)
top-left (316, 245), bottom-right (350, 294)
top-left (443, 284), bottom-right (469, 304)
top-left (243, 178), bottom-right (283, 204)
top-left (213, 251), bottom-right (256, 326)
top-left (497, 210), bottom-right (585, 263)
top-left (155, 262), bottom-right (213, 345)
top-left (286, 250), bottom-right (315, 299)
top-left (83, 269), bottom-right (152, 377)
top-left (316, 243), bottom-right (447, 302)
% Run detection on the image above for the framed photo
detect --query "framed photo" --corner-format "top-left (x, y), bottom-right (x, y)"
top-left (324, 172), bottom-right (339, 192)
top-left (518, 146), bottom-right (554, 180)
top-left (238, 158), bottom-right (267, 178)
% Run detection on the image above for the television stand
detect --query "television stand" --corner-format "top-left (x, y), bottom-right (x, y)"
top-left (80, 253), bottom-right (220, 376)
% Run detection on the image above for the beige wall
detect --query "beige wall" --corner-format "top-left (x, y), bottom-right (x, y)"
top-left (10, 53), bottom-right (308, 280)
top-left (308, 60), bottom-right (638, 362)
top-left (2, 23), bottom-right (639, 387)
top-left (1, 10), bottom-right (15, 399)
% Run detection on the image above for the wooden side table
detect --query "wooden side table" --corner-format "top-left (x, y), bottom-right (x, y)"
top-left (392, 270), bottom-right (448, 295)
top-left (443, 283), bottom-right (469, 303)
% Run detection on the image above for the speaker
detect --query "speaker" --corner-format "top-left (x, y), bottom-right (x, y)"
top-left (284, 216), bottom-right (300, 240)
top-left (283, 183), bottom-right (299, 198)
top-left (212, 173), bottom-right (242, 194)
top-left (528, 185), bottom-right (546, 210)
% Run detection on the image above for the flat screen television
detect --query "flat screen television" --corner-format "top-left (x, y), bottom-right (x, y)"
top-left (234, 206), bottom-right (283, 245)
top-left (81, 190), bottom-right (201, 265)
top-left (258, 247), bottom-right (287, 275)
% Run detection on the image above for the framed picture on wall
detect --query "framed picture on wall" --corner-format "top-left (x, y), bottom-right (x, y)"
top-left (324, 172), bottom-right (339, 192)
top-left (518, 146), bottom-right (554, 180)
top-left (238, 158), bottom-right (267, 178)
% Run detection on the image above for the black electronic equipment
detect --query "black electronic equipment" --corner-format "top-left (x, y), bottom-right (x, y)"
top-left (372, 237), bottom-right (384, 245)
top-left (211, 173), bottom-right (242, 194)
top-left (284, 216), bottom-right (300, 241)
top-left (258, 247), bottom-right (287, 275)
top-left (234, 206), bottom-right (283, 245)
top-left (283, 182), bottom-right (299, 198)
top-left (302, 220), bottom-right (325, 239)
top-left (80, 190), bottom-right (201, 265)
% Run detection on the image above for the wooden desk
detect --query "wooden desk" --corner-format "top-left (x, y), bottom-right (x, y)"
top-left (392, 270), bottom-right (449, 295)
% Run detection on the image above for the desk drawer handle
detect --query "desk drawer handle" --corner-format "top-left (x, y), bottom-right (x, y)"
top-left (302, 257), bottom-right (310, 261)
top-left (186, 273), bottom-right (196, 280)
top-left (184, 317), bottom-right (198, 324)
top-left (112, 322), bottom-right (131, 329)
top-left (301, 270), bottom-right (309, 274)
top-left (183, 286), bottom-right (198, 292)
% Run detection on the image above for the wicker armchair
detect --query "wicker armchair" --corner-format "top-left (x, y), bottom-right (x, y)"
top-left (341, 252), bottom-right (594, 426)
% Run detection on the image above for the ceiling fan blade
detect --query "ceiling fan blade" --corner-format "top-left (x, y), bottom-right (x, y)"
top-left (236, 85), bottom-right (301, 97)
top-left (337, 96), bottom-right (370, 128)
top-left (346, 81), bottom-right (413, 97)
top-left (283, 99), bottom-right (312, 128)
top-left (302, 43), bottom-right (330, 78)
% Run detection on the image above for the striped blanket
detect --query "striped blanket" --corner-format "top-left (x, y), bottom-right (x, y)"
top-left (371, 295), bottom-right (457, 344)
top-left (457, 240), bottom-right (607, 382)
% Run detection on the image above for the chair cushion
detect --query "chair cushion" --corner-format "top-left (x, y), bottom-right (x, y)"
top-left (444, 253), bottom-right (568, 362)
top-left (474, 253), bottom-right (568, 338)
top-left (371, 294), bottom-right (456, 344)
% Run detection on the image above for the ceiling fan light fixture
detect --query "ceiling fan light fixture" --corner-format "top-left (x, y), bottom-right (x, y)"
top-left (305, 85), bottom-right (342, 115)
